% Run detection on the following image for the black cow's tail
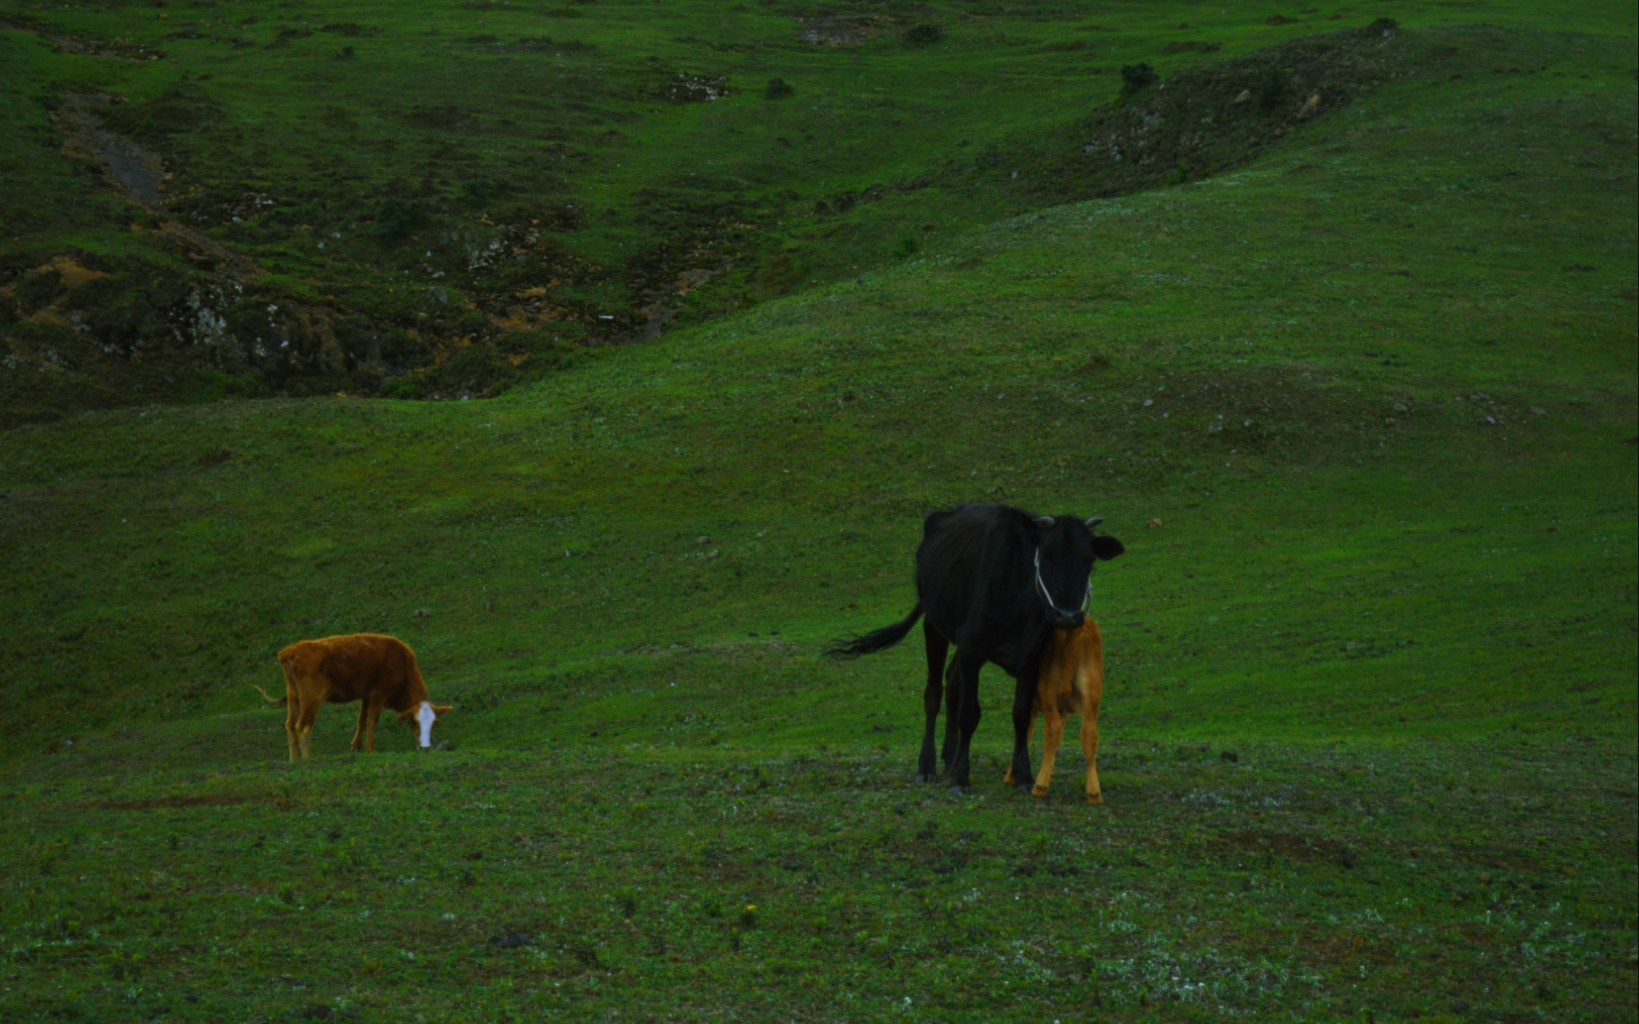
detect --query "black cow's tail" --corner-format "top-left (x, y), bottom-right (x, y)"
top-left (826, 603), bottom-right (925, 658)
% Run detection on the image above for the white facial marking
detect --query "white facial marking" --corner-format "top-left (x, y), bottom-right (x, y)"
top-left (416, 701), bottom-right (437, 748)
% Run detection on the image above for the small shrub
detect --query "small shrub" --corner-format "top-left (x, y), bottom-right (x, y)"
top-left (412, 343), bottom-right (520, 399)
top-left (370, 196), bottom-right (429, 244)
top-left (763, 77), bottom-right (795, 99)
top-left (1119, 63), bottom-right (1158, 98)
top-left (457, 177), bottom-right (514, 207)
top-left (379, 328), bottom-right (433, 368)
top-left (1257, 66), bottom-right (1292, 112)
top-left (904, 24), bottom-right (943, 47)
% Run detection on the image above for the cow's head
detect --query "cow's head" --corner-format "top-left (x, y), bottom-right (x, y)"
top-left (1032, 515), bottom-right (1125, 631)
top-left (397, 702), bottom-right (454, 750)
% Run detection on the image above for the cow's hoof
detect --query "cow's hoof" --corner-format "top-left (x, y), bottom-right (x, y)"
top-left (948, 785), bottom-right (971, 796)
top-left (916, 772), bottom-right (938, 784)
top-left (1031, 785), bottom-right (1049, 798)
top-left (1087, 794), bottom-right (1104, 806)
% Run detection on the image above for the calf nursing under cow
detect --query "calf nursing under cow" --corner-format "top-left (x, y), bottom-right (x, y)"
top-left (829, 503), bottom-right (1123, 795)
top-left (1007, 617), bottom-right (1106, 804)
top-left (251, 633), bottom-right (451, 762)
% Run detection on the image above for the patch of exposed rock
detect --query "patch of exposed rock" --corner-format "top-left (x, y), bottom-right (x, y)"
top-left (1002, 20), bottom-right (1410, 200)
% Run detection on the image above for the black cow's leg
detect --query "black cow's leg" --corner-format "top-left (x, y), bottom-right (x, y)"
top-left (918, 623), bottom-right (949, 782)
top-left (1009, 654), bottom-right (1040, 793)
top-left (941, 655), bottom-right (960, 772)
top-left (949, 649), bottom-right (986, 793)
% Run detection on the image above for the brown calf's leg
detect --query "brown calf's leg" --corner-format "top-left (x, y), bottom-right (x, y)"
top-left (1081, 699), bottom-right (1103, 805)
top-left (1032, 710), bottom-right (1065, 798)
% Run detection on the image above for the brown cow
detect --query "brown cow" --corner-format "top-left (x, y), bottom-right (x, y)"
top-left (1003, 618), bottom-right (1106, 804)
top-left (251, 634), bottom-right (452, 761)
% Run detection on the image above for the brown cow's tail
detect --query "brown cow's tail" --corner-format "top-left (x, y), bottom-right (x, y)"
top-left (826, 602), bottom-right (925, 658)
top-left (248, 683), bottom-right (287, 708)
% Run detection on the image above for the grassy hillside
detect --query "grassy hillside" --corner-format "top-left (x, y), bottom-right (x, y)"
top-left (7, 0), bottom-right (1629, 418)
top-left (2, 1), bottom-right (1636, 1022)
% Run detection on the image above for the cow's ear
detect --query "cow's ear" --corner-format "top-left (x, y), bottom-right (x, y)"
top-left (1093, 535), bottom-right (1125, 560)
top-left (433, 704), bottom-right (454, 716)
top-left (396, 707), bottom-right (418, 722)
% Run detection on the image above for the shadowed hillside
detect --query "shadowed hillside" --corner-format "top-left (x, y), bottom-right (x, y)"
top-left (2, 4), bottom-right (1481, 421)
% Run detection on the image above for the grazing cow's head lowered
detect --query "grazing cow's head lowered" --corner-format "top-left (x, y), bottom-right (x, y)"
top-left (252, 633), bottom-right (454, 762)
top-left (398, 700), bottom-right (451, 749)
top-left (1031, 515), bottom-right (1126, 632)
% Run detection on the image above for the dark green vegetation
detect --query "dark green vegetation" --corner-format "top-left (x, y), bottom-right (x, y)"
top-left (2, 1), bottom-right (1636, 1022)
top-left (0, 0), bottom-right (1609, 420)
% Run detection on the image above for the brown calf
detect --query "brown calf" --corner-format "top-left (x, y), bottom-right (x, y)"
top-left (251, 633), bottom-right (452, 762)
top-left (1003, 618), bottom-right (1105, 804)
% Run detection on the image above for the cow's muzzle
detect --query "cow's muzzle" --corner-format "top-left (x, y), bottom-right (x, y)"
top-left (1050, 610), bottom-right (1086, 632)
top-left (1034, 548), bottom-right (1091, 632)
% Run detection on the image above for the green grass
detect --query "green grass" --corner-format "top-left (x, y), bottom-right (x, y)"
top-left (2, 1), bottom-right (1637, 1021)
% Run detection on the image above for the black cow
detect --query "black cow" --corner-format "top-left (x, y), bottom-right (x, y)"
top-left (829, 503), bottom-right (1124, 792)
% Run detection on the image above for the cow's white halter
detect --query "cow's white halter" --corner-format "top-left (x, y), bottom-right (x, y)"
top-left (1034, 547), bottom-right (1091, 621)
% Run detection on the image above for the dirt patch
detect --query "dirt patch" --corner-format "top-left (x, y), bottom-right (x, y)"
top-left (5, 253), bottom-right (106, 304)
top-left (84, 793), bottom-right (295, 812)
top-left (1116, 365), bottom-right (1416, 463)
top-left (1300, 924), bottom-right (1402, 968)
top-left (402, 103), bottom-right (481, 133)
top-left (798, 15), bottom-right (897, 48)
top-left (52, 93), bottom-right (262, 282)
top-left (1217, 829), bottom-right (1358, 867)
top-left (0, 17), bottom-right (165, 61)
top-left (39, 257), bottom-right (107, 292)
top-left (1442, 842), bottom-right (1547, 875)
top-left (1, 256), bottom-right (108, 327)
top-left (1162, 40), bottom-right (1222, 55)
top-left (661, 73), bottom-right (734, 104)
top-left (626, 255), bottom-right (734, 343)
top-left (54, 94), bottom-right (170, 208)
top-left (455, 218), bottom-right (603, 340)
